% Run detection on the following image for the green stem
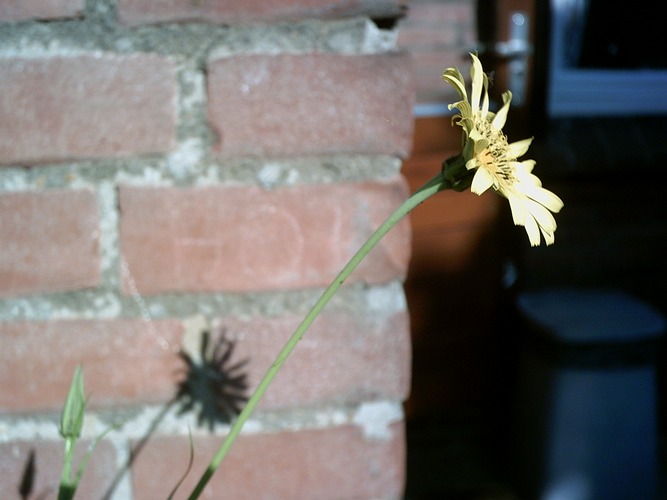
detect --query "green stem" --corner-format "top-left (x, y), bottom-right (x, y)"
top-left (58, 438), bottom-right (76, 500)
top-left (188, 169), bottom-right (451, 499)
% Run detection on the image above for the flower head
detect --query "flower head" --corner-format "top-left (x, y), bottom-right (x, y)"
top-left (442, 53), bottom-right (563, 246)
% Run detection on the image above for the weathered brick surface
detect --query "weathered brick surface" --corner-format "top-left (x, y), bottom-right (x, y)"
top-left (131, 423), bottom-right (406, 499)
top-left (0, 0), bottom-right (84, 22)
top-left (0, 319), bottom-right (184, 412)
top-left (0, 189), bottom-right (100, 297)
top-left (0, 54), bottom-right (177, 166)
top-left (397, 1), bottom-right (475, 104)
top-left (208, 53), bottom-right (414, 158)
top-left (119, 177), bottom-right (411, 295)
top-left (403, 49), bottom-right (468, 105)
top-left (0, 439), bottom-right (117, 499)
top-left (403, 1), bottom-right (473, 25)
top-left (118, 0), bottom-right (406, 26)
top-left (0, 309), bottom-right (410, 414)
top-left (214, 309), bottom-right (411, 409)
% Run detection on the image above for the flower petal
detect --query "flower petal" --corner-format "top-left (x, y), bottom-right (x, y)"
top-left (442, 67), bottom-right (467, 101)
top-left (541, 229), bottom-right (556, 246)
top-left (508, 194), bottom-right (527, 226)
top-left (519, 159), bottom-right (536, 173)
top-left (492, 91), bottom-right (512, 130)
top-left (513, 164), bottom-right (542, 186)
top-left (450, 100), bottom-right (472, 122)
top-left (507, 138), bottom-right (533, 159)
top-left (470, 53), bottom-right (484, 113)
top-left (514, 178), bottom-right (563, 212)
top-left (523, 212), bottom-right (542, 246)
top-left (481, 76), bottom-right (490, 118)
top-left (462, 138), bottom-right (475, 161)
top-left (526, 186), bottom-right (564, 213)
top-left (525, 199), bottom-right (557, 232)
top-left (471, 167), bottom-right (495, 194)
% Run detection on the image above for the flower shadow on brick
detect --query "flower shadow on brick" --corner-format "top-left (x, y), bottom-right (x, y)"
top-left (101, 329), bottom-right (250, 499)
top-left (175, 329), bottom-right (250, 430)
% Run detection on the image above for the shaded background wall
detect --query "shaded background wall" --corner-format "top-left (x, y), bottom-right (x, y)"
top-left (0, 1), bottom-right (417, 498)
top-left (397, 0), bottom-right (502, 426)
top-left (396, 3), bottom-right (516, 496)
top-left (398, 0), bottom-right (667, 423)
top-left (398, 0), bottom-right (667, 498)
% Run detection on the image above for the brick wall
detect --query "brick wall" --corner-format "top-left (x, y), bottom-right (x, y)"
top-left (0, 1), bottom-right (415, 498)
top-left (397, 0), bottom-right (476, 107)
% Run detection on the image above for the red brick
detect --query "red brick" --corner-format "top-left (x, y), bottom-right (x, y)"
top-left (406, 49), bottom-right (469, 104)
top-left (119, 177), bottom-right (411, 295)
top-left (0, 0), bottom-right (83, 22)
top-left (0, 189), bottom-right (100, 297)
top-left (0, 54), bottom-right (177, 166)
top-left (403, 2), bottom-right (473, 25)
top-left (214, 309), bottom-right (410, 409)
top-left (0, 308), bottom-right (409, 414)
top-left (132, 423), bottom-right (405, 499)
top-left (0, 319), bottom-right (184, 412)
top-left (118, 0), bottom-right (406, 26)
top-left (207, 53), bottom-right (414, 158)
top-left (397, 23), bottom-right (458, 48)
top-left (0, 439), bottom-right (116, 499)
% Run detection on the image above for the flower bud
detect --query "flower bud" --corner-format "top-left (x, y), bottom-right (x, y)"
top-left (441, 153), bottom-right (475, 192)
top-left (59, 365), bottom-right (86, 440)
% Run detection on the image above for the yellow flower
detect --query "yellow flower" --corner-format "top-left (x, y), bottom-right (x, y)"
top-left (442, 54), bottom-right (563, 246)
